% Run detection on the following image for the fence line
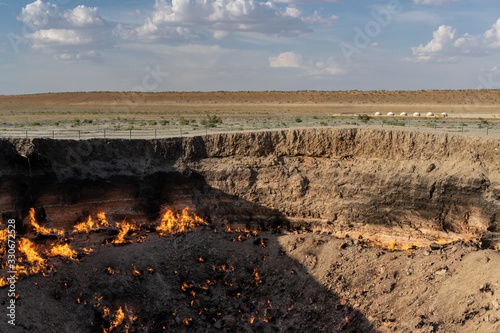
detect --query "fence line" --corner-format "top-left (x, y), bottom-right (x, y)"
top-left (0, 117), bottom-right (498, 140)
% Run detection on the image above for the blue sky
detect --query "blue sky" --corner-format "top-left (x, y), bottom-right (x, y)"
top-left (0, 0), bottom-right (499, 94)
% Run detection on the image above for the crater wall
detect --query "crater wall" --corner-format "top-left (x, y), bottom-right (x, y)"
top-left (1, 128), bottom-right (499, 247)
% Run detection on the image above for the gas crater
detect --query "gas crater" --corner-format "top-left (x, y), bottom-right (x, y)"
top-left (1, 128), bottom-right (500, 332)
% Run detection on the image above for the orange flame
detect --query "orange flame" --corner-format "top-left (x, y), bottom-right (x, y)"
top-left (0, 224), bottom-right (8, 245)
top-left (18, 238), bottom-right (47, 274)
top-left (103, 306), bottom-right (137, 333)
top-left (112, 219), bottom-right (136, 244)
top-left (253, 268), bottom-right (262, 285)
top-left (157, 208), bottom-right (208, 236)
top-left (29, 208), bottom-right (64, 236)
top-left (0, 277), bottom-right (8, 287)
top-left (97, 212), bottom-right (109, 227)
top-left (49, 243), bottom-right (77, 260)
top-left (73, 212), bottom-right (109, 233)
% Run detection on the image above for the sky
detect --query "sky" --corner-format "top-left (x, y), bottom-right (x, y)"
top-left (0, 0), bottom-right (499, 95)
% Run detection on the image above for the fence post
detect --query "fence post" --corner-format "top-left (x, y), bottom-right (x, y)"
top-left (486, 125), bottom-right (489, 135)
top-left (356, 118), bottom-right (358, 126)
top-left (205, 126), bottom-right (207, 136)
top-left (155, 129), bottom-right (157, 139)
top-left (26, 130), bottom-right (28, 138)
top-left (407, 119), bottom-right (410, 128)
top-left (434, 123), bottom-right (436, 131)
top-left (103, 129), bottom-right (106, 139)
top-left (78, 130), bottom-right (81, 140)
top-left (180, 128), bottom-right (182, 137)
top-left (129, 130), bottom-right (132, 139)
top-left (52, 130), bottom-right (55, 139)
top-left (461, 123), bottom-right (464, 133)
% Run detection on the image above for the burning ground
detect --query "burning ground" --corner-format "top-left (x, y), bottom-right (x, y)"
top-left (1, 210), bottom-right (500, 332)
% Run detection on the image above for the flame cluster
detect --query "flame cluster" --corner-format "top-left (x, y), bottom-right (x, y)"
top-left (0, 207), bottom-right (208, 283)
top-left (73, 213), bottom-right (109, 233)
top-left (29, 208), bottom-right (64, 236)
top-left (102, 306), bottom-right (137, 333)
top-left (157, 208), bottom-right (208, 236)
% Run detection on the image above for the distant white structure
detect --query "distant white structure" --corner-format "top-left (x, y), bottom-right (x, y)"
top-left (400, 112), bottom-right (407, 116)
top-left (441, 112), bottom-right (448, 117)
top-left (387, 112), bottom-right (395, 116)
top-left (427, 112), bottom-right (435, 117)
top-left (413, 112), bottom-right (421, 117)
top-left (375, 112), bottom-right (382, 116)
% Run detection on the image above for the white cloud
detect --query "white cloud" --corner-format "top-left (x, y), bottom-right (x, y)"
top-left (484, 18), bottom-right (500, 48)
top-left (269, 51), bottom-right (345, 76)
top-left (413, 0), bottom-right (462, 6)
top-left (269, 51), bottom-right (303, 68)
top-left (404, 18), bottom-right (500, 63)
top-left (17, 1), bottom-right (110, 60)
top-left (114, 0), bottom-right (334, 42)
top-left (32, 29), bottom-right (93, 46)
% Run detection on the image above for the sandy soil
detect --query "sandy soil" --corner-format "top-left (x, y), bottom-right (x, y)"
top-left (0, 90), bottom-right (499, 123)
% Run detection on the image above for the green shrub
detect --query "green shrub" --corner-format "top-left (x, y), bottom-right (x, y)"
top-left (159, 120), bottom-right (169, 126)
top-left (382, 120), bottom-right (406, 126)
top-left (70, 119), bottom-right (81, 127)
top-left (320, 121), bottom-right (328, 126)
top-left (126, 124), bottom-right (134, 131)
top-left (148, 120), bottom-right (157, 126)
top-left (31, 122), bottom-right (41, 126)
top-left (295, 118), bottom-right (302, 123)
top-left (83, 119), bottom-right (93, 124)
top-left (358, 114), bottom-right (371, 123)
top-left (179, 117), bottom-right (190, 126)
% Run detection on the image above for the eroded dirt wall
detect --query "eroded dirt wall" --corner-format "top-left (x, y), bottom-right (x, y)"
top-left (1, 128), bottom-right (499, 247)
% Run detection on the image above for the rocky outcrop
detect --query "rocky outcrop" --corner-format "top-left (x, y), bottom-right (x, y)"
top-left (1, 128), bottom-right (499, 248)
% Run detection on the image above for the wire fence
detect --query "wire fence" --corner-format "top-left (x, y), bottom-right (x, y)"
top-left (0, 116), bottom-right (499, 140)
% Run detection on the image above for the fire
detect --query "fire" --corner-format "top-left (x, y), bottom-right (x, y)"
top-left (73, 212), bottom-right (109, 233)
top-left (0, 226), bottom-right (8, 244)
top-left (28, 208), bottom-right (64, 236)
top-left (0, 277), bottom-right (8, 287)
top-left (83, 247), bottom-right (94, 254)
top-left (18, 238), bottom-right (47, 274)
top-left (49, 243), bottom-right (77, 260)
top-left (97, 212), bottom-right (109, 227)
top-left (435, 237), bottom-right (449, 245)
top-left (112, 219), bottom-right (136, 244)
top-left (253, 268), bottom-right (262, 285)
top-left (157, 207), bottom-right (208, 236)
top-left (103, 306), bottom-right (137, 333)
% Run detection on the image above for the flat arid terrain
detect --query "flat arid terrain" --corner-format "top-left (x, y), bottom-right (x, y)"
top-left (1, 90), bottom-right (499, 123)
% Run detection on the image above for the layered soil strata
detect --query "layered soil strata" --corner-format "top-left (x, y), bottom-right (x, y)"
top-left (1, 128), bottom-right (498, 248)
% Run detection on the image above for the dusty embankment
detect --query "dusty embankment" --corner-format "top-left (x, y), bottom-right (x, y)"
top-left (1, 128), bottom-right (499, 248)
